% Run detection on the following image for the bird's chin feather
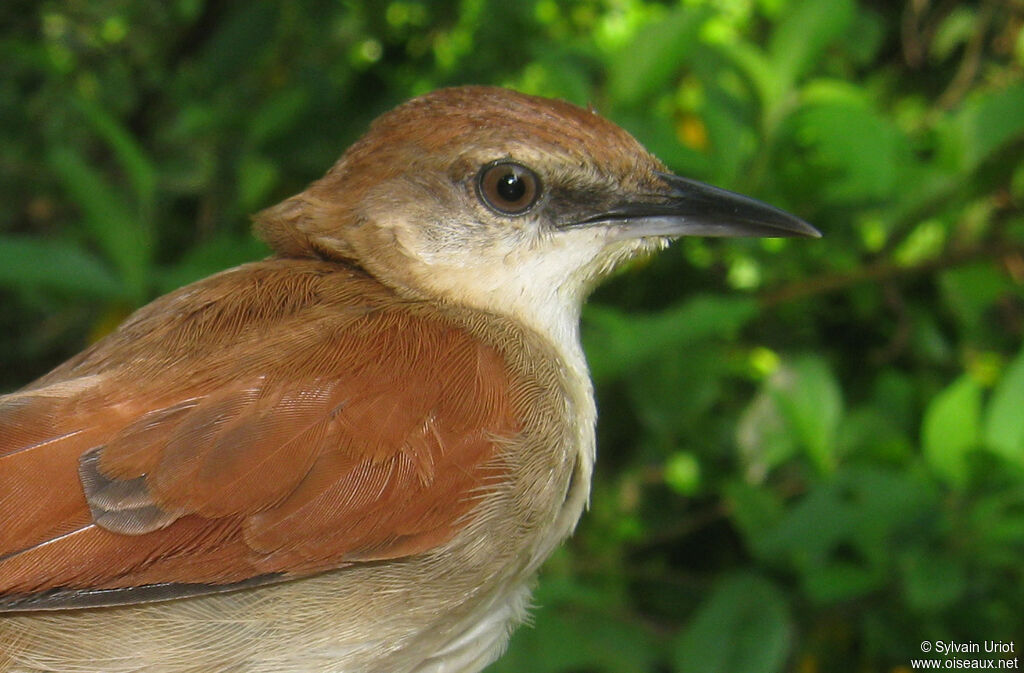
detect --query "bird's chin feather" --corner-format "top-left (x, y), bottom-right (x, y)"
top-left (591, 235), bottom-right (669, 278)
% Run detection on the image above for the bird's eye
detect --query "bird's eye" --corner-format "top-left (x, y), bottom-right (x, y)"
top-left (476, 161), bottom-right (541, 215)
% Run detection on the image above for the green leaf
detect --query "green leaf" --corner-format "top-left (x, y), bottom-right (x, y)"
top-left (613, 109), bottom-right (713, 179)
top-left (984, 348), bottom-right (1024, 466)
top-left (237, 152), bottom-right (280, 212)
top-left (793, 100), bottom-right (908, 204)
top-left (72, 96), bottom-right (157, 216)
top-left (0, 235), bottom-right (124, 299)
top-left (736, 386), bottom-right (799, 479)
top-left (969, 489), bottom-right (1024, 564)
top-left (800, 78), bottom-right (871, 107)
top-left (627, 343), bottom-right (728, 439)
top-left (768, 355), bottom-right (843, 473)
top-left (900, 548), bottom-right (967, 611)
top-left (713, 41), bottom-right (774, 114)
top-left (493, 580), bottom-right (658, 673)
top-left (893, 219), bottom-right (946, 266)
top-left (672, 574), bottom-right (791, 673)
top-left (607, 5), bottom-right (709, 105)
top-left (940, 263), bottom-right (1012, 336)
top-left (838, 6), bottom-right (886, 65)
top-left (664, 451), bottom-right (701, 496)
top-left (802, 562), bottom-right (884, 603)
top-left (941, 82), bottom-right (1024, 172)
top-left (700, 78), bottom-right (761, 182)
top-left (837, 407), bottom-right (913, 464)
top-left (768, 0), bottom-right (854, 102)
top-left (583, 295), bottom-right (758, 384)
top-left (46, 146), bottom-right (152, 299)
top-left (931, 7), bottom-right (978, 61)
top-left (922, 375), bottom-right (982, 488)
top-left (194, 2), bottom-right (280, 84)
top-left (750, 467), bottom-right (936, 602)
top-left (724, 480), bottom-right (786, 557)
top-left (0, 37), bottom-right (56, 72)
top-left (247, 88), bottom-right (311, 147)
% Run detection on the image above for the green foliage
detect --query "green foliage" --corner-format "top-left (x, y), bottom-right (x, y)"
top-left (1, 0), bottom-right (1022, 671)
top-left (985, 349), bottom-right (1024, 466)
top-left (922, 374), bottom-right (981, 488)
top-left (491, 578), bottom-right (660, 673)
top-left (583, 294), bottom-right (758, 383)
top-left (672, 573), bottom-right (792, 673)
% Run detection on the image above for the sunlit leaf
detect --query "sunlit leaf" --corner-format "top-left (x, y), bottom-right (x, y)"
top-left (664, 451), bottom-right (701, 495)
top-left (736, 387), bottom-right (798, 480)
top-left (941, 82), bottom-right (1024, 172)
top-left (931, 7), bottom-right (978, 61)
top-left (606, 5), bottom-right (709, 105)
top-left (768, 0), bottom-right (854, 102)
top-left (984, 348), bottom-right (1024, 466)
top-left (894, 219), bottom-right (946, 265)
top-left (712, 41), bottom-right (774, 116)
top-left (922, 375), bottom-right (982, 488)
top-left (767, 355), bottom-right (843, 473)
top-left (697, 78), bottom-right (761, 182)
top-left (793, 101), bottom-right (908, 204)
top-left (800, 78), bottom-right (870, 107)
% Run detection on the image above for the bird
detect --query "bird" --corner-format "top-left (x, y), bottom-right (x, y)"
top-left (0, 85), bottom-right (818, 673)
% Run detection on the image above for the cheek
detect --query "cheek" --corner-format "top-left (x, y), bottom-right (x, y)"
top-left (500, 229), bottom-right (606, 280)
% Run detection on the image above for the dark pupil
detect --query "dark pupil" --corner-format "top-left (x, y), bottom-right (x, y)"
top-left (496, 171), bottom-right (525, 202)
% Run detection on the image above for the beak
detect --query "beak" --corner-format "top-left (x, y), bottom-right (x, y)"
top-left (574, 172), bottom-right (821, 240)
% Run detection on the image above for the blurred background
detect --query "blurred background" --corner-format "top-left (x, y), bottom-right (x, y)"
top-left (1, 0), bottom-right (1022, 671)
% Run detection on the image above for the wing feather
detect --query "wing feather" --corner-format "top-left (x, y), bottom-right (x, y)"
top-left (0, 260), bottom-right (523, 608)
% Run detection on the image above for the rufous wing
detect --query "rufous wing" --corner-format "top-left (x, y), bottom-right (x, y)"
top-left (0, 262), bottom-right (520, 609)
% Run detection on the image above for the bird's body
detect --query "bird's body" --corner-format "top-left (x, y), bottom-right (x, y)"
top-left (0, 261), bottom-right (587, 673)
top-left (0, 86), bottom-right (816, 672)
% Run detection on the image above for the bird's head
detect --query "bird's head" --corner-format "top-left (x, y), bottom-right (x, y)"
top-left (255, 86), bottom-right (818, 339)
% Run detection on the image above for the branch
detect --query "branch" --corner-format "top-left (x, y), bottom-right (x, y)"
top-left (759, 240), bottom-right (1024, 307)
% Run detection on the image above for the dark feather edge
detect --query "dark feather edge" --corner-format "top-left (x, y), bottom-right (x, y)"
top-left (0, 573), bottom-right (284, 613)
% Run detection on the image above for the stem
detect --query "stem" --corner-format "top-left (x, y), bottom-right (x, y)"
top-left (759, 240), bottom-right (1024, 307)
